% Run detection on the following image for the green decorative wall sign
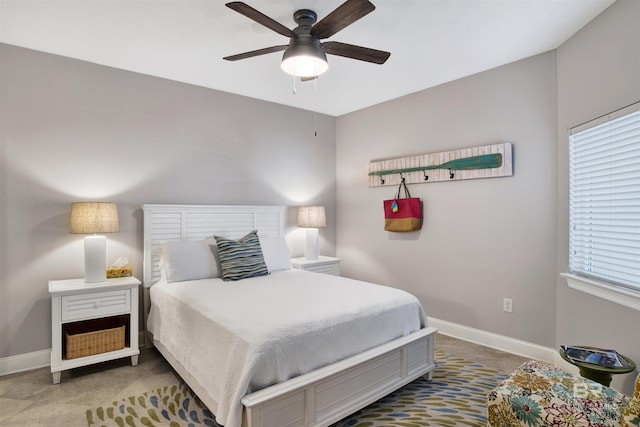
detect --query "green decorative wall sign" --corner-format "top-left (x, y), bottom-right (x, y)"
top-left (368, 143), bottom-right (513, 187)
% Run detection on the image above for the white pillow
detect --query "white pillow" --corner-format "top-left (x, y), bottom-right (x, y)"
top-left (161, 239), bottom-right (220, 282)
top-left (259, 236), bottom-right (292, 272)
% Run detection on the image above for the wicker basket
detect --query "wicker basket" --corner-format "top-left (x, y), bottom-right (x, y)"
top-left (65, 319), bottom-right (125, 359)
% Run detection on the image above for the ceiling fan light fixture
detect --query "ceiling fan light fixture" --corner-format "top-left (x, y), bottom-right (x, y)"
top-left (226, 2), bottom-right (390, 80)
top-left (281, 43), bottom-right (328, 78)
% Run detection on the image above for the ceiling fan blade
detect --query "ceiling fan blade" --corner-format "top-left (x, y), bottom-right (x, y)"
top-left (223, 45), bottom-right (288, 61)
top-left (323, 41), bottom-right (390, 64)
top-left (226, 2), bottom-right (295, 38)
top-left (311, 0), bottom-right (375, 40)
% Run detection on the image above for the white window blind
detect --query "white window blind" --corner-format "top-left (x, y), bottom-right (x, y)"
top-left (569, 102), bottom-right (640, 290)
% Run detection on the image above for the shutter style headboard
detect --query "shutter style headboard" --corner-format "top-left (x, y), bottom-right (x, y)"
top-left (142, 204), bottom-right (286, 288)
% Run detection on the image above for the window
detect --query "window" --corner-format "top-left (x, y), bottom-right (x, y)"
top-left (568, 102), bottom-right (640, 298)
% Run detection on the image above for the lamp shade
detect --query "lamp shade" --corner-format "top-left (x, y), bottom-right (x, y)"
top-left (297, 206), bottom-right (326, 228)
top-left (70, 202), bottom-right (119, 234)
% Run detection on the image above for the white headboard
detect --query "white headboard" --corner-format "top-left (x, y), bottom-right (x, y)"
top-left (142, 204), bottom-right (287, 288)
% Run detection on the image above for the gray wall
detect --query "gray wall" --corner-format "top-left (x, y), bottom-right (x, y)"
top-left (336, 51), bottom-right (558, 347)
top-left (556, 0), bottom-right (640, 393)
top-left (336, 0), bottom-right (640, 395)
top-left (0, 43), bottom-right (337, 358)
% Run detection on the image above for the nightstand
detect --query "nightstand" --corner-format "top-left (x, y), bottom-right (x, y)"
top-left (291, 256), bottom-right (341, 276)
top-left (49, 276), bottom-right (141, 384)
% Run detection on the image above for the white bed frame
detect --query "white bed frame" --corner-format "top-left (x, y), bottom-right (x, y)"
top-left (142, 204), bottom-right (437, 427)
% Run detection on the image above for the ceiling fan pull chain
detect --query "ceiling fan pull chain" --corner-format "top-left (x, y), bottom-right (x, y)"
top-left (292, 74), bottom-right (297, 94)
top-left (314, 76), bottom-right (318, 136)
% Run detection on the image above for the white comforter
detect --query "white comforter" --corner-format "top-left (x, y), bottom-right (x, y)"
top-left (147, 269), bottom-right (426, 427)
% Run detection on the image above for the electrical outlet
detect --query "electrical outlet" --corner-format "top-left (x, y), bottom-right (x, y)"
top-left (503, 298), bottom-right (513, 313)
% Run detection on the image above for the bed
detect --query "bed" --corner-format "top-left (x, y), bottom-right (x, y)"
top-left (143, 204), bottom-right (437, 427)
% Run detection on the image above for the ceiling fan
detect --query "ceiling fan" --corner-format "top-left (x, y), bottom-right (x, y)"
top-left (223, 0), bottom-right (390, 79)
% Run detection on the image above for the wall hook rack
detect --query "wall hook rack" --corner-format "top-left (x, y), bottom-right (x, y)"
top-left (368, 143), bottom-right (513, 187)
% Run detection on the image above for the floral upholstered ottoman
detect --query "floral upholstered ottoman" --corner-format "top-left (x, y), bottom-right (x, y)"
top-left (486, 360), bottom-right (640, 426)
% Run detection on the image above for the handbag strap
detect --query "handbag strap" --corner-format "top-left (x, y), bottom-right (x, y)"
top-left (394, 177), bottom-right (412, 199)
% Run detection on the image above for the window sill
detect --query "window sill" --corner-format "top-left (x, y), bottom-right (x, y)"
top-left (561, 273), bottom-right (640, 311)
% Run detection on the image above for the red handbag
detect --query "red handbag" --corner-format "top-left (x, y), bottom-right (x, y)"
top-left (383, 179), bottom-right (422, 232)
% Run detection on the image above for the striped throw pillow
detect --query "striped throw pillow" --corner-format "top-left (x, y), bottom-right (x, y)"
top-left (214, 230), bottom-right (269, 281)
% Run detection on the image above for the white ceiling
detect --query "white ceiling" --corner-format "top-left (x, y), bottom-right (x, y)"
top-left (0, 0), bottom-right (615, 116)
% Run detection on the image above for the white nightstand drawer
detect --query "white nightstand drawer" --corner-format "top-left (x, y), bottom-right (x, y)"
top-left (291, 256), bottom-right (341, 276)
top-left (305, 263), bottom-right (340, 275)
top-left (61, 289), bottom-right (130, 322)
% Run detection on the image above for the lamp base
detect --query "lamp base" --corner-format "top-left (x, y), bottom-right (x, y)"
top-left (84, 235), bottom-right (107, 283)
top-left (304, 228), bottom-right (319, 260)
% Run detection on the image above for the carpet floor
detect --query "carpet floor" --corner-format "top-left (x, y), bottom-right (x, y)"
top-left (86, 350), bottom-right (507, 427)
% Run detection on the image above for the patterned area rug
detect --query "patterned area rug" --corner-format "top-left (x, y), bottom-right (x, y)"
top-left (86, 351), bottom-right (507, 427)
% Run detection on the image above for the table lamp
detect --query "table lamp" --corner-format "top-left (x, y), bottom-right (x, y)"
top-left (70, 202), bottom-right (119, 283)
top-left (297, 206), bottom-right (326, 260)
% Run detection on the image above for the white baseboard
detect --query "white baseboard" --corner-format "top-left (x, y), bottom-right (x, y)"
top-left (0, 331), bottom-right (148, 377)
top-left (2, 325), bottom-right (559, 377)
top-left (428, 317), bottom-right (557, 363)
top-left (0, 349), bottom-right (50, 377)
